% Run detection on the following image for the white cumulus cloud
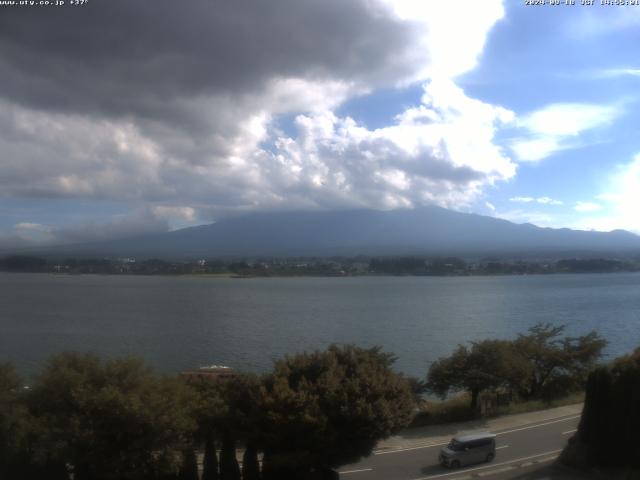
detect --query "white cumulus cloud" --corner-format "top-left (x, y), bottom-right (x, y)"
top-left (573, 154), bottom-right (640, 233)
top-left (252, 79), bottom-right (516, 212)
top-left (574, 201), bottom-right (602, 213)
top-left (511, 103), bottom-right (621, 162)
top-left (510, 196), bottom-right (563, 205)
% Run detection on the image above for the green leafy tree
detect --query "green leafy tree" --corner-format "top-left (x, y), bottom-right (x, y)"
top-left (26, 352), bottom-right (197, 480)
top-left (406, 376), bottom-right (428, 404)
top-left (0, 363), bottom-right (21, 460)
top-left (0, 364), bottom-right (60, 480)
top-left (427, 324), bottom-right (607, 409)
top-left (427, 340), bottom-right (521, 410)
top-left (258, 345), bottom-right (415, 479)
top-left (0, 363), bottom-right (33, 478)
top-left (515, 323), bottom-right (606, 399)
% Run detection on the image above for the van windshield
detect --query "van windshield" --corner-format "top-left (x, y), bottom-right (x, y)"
top-left (448, 440), bottom-right (465, 451)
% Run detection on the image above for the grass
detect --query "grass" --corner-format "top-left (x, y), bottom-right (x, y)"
top-left (409, 391), bottom-right (585, 428)
top-left (410, 393), bottom-right (476, 427)
top-left (493, 391), bottom-right (584, 416)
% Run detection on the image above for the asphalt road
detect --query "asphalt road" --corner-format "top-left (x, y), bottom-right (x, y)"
top-left (338, 413), bottom-right (581, 480)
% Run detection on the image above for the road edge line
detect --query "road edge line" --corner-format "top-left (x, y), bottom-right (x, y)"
top-left (410, 449), bottom-right (563, 480)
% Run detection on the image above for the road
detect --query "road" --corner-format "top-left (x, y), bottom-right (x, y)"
top-left (338, 413), bottom-right (581, 480)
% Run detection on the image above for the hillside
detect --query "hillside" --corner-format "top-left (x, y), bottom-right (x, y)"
top-left (10, 206), bottom-right (640, 260)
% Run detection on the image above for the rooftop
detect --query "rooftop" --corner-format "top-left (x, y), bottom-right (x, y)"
top-left (453, 432), bottom-right (496, 443)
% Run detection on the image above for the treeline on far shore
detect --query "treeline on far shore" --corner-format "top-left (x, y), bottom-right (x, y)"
top-left (2, 323), bottom-right (636, 479)
top-left (2, 254), bottom-right (640, 276)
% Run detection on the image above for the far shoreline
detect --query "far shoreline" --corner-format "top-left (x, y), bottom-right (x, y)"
top-left (2, 270), bottom-right (640, 279)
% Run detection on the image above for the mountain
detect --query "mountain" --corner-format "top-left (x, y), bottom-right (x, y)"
top-left (13, 206), bottom-right (640, 260)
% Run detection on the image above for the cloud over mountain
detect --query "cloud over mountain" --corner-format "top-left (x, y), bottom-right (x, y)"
top-left (0, 0), bottom-right (510, 244)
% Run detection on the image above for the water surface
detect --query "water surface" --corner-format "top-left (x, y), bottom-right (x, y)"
top-left (1, 272), bottom-right (639, 378)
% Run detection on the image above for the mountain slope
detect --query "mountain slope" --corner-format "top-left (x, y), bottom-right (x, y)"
top-left (19, 206), bottom-right (640, 259)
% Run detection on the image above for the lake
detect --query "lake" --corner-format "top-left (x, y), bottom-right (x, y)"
top-left (1, 272), bottom-right (639, 379)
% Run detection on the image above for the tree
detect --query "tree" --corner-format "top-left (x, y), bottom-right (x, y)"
top-left (427, 324), bottom-right (607, 409)
top-left (26, 353), bottom-right (197, 480)
top-left (514, 323), bottom-right (606, 399)
top-left (178, 449), bottom-right (199, 480)
top-left (185, 372), bottom-right (261, 480)
top-left (219, 374), bottom-right (262, 480)
top-left (258, 345), bottom-right (415, 479)
top-left (0, 255), bottom-right (47, 272)
top-left (241, 444), bottom-right (260, 480)
top-left (219, 433), bottom-right (241, 480)
top-left (406, 376), bottom-right (428, 405)
top-left (202, 432), bottom-right (219, 480)
top-left (0, 363), bottom-right (33, 478)
top-left (427, 340), bottom-right (521, 410)
top-left (185, 376), bottom-right (226, 480)
top-left (562, 347), bottom-right (640, 472)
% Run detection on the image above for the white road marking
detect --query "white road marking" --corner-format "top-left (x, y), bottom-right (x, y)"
top-left (374, 415), bottom-right (579, 456)
top-left (374, 442), bottom-right (448, 455)
top-left (494, 415), bottom-right (580, 436)
top-left (533, 456), bottom-right (558, 464)
top-left (410, 449), bottom-right (562, 480)
top-left (496, 445), bottom-right (509, 450)
top-left (562, 429), bottom-right (577, 435)
top-left (477, 465), bottom-right (514, 476)
top-left (339, 468), bottom-right (373, 474)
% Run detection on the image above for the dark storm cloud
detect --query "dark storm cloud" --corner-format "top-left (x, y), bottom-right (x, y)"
top-left (49, 209), bottom-right (170, 244)
top-left (0, 0), bottom-right (422, 120)
top-left (0, 0), bottom-right (514, 246)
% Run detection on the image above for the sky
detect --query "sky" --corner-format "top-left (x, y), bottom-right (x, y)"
top-left (1, 0), bottom-right (640, 249)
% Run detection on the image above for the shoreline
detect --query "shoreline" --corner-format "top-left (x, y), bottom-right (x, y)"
top-left (2, 270), bottom-right (640, 278)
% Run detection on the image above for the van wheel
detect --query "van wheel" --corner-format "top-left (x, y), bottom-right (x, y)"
top-left (451, 460), bottom-right (460, 468)
top-left (486, 453), bottom-right (495, 462)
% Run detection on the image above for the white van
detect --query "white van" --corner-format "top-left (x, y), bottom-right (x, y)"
top-left (438, 433), bottom-right (496, 468)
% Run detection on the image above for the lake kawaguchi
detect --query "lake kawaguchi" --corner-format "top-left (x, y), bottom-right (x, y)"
top-left (1, 272), bottom-right (640, 379)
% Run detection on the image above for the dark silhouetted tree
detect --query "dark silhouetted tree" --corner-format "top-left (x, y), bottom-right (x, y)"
top-left (179, 448), bottom-right (199, 480)
top-left (219, 433), bottom-right (241, 480)
top-left (185, 375), bottom-right (228, 480)
top-left (201, 431), bottom-right (219, 480)
top-left (562, 347), bottom-right (640, 473)
top-left (220, 374), bottom-right (262, 480)
top-left (242, 444), bottom-right (260, 480)
top-left (0, 363), bottom-right (31, 478)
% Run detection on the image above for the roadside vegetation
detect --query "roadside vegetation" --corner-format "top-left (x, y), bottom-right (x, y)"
top-left (0, 324), bottom-right (611, 479)
top-left (426, 323), bottom-right (605, 409)
top-left (411, 391), bottom-right (585, 428)
top-left (561, 347), bottom-right (640, 477)
top-left (408, 323), bottom-right (604, 427)
top-left (0, 346), bottom-right (415, 480)
top-left (493, 391), bottom-right (585, 416)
